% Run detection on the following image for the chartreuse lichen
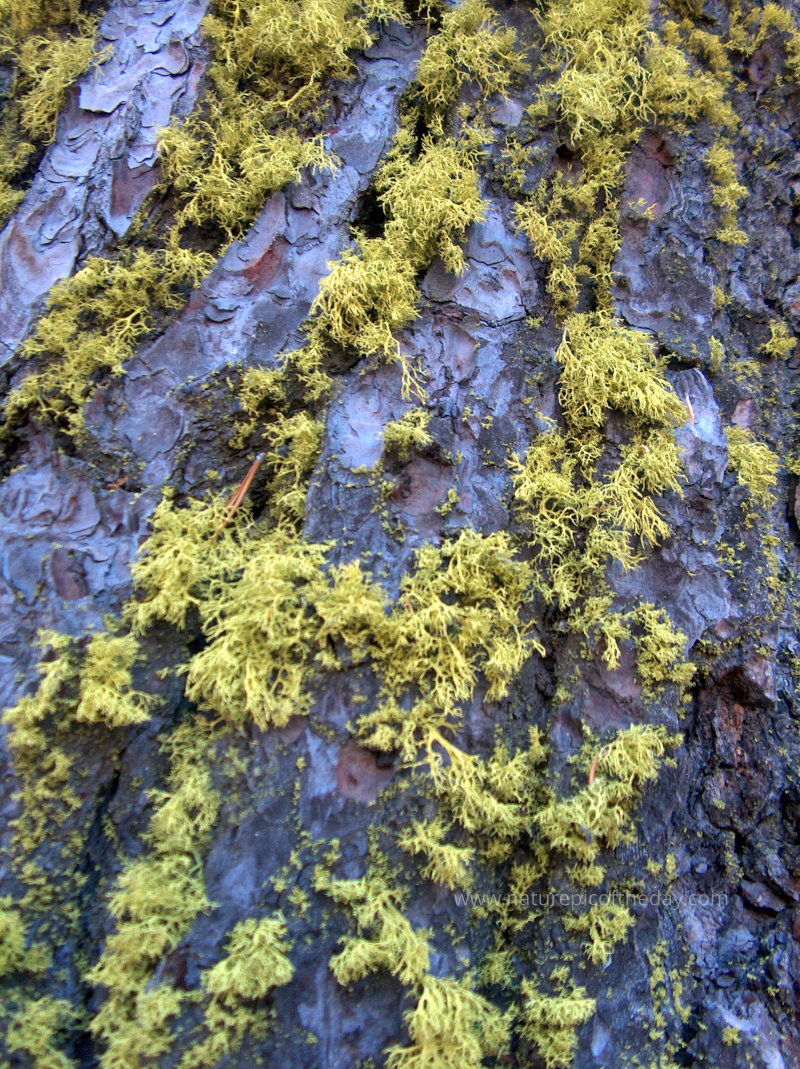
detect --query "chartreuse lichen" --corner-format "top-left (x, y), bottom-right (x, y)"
top-left (315, 869), bottom-right (511, 1069)
top-left (725, 424), bottom-right (780, 510)
top-left (298, 132), bottom-right (488, 399)
top-left (513, 0), bottom-right (746, 310)
top-left (387, 975), bottom-right (511, 1069)
top-left (0, 2), bottom-right (103, 223)
top-left (316, 723), bottom-right (675, 1067)
top-left (3, 244), bottom-right (215, 434)
top-left (6, 996), bottom-right (76, 1069)
top-left (2, 0), bottom-right (406, 432)
top-left (316, 870), bottom-right (431, 986)
top-left (520, 982), bottom-right (596, 1069)
top-left (383, 407), bottom-right (433, 460)
top-left (535, 725), bottom-right (678, 884)
top-left (510, 313), bottom-right (693, 694)
top-left (86, 717), bottom-right (220, 1069)
top-left (178, 916), bottom-right (294, 1069)
top-left (564, 901), bottom-right (636, 965)
top-left (128, 493), bottom-right (536, 736)
top-left (1, 3), bottom-right (709, 1067)
top-left (277, 0), bottom-right (523, 402)
top-left (1, 624), bottom-right (153, 906)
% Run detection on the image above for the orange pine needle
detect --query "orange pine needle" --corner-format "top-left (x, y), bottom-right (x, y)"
top-left (211, 454), bottom-right (264, 541)
top-left (588, 747), bottom-right (608, 786)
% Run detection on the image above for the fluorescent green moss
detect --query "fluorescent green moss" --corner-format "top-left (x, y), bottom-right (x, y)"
top-left (726, 425), bottom-right (780, 509)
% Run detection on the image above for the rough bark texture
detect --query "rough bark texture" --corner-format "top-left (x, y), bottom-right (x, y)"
top-left (1, 2), bottom-right (799, 1069)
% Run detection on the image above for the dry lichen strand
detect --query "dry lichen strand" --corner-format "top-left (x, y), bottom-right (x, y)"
top-left (2, 0), bottom-right (521, 434)
top-left (126, 498), bottom-right (537, 736)
top-left (725, 424), bottom-right (780, 510)
top-left (509, 312), bottom-right (693, 689)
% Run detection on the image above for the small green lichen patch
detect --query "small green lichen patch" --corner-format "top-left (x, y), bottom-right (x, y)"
top-left (87, 718), bottom-right (221, 1069)
top-left (316, 870), bottom-right (431, 986)
top-left (7, 996), bottom-right (76, 1069)
top-left (75, 633), bottom-right (154, 728)
top-left (0, 898), bottom-right (28, 976)
top-left (564, 901), bottom-right (635, 965)
top-left (383, 407), bottom-right (433, 460)
top-left (0, 4), bottom-right (104, 224)
top-left (535, 726), bottom-right (679, 872)
top-left (179, 915), bottom-right (294, 1069)
top-left (726, 424), bottom-right (780, 509)
top-left (386, 974), bottom-right (510, 1069)
top-left (520, 981), bottom-right (596, 1069)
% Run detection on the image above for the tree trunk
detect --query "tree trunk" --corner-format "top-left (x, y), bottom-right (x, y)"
top-left (1, 2), bottom-right (799, 1068)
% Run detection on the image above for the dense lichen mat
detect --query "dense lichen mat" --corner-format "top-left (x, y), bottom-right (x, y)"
top-left (0, 0), bottom-right (799, 1067)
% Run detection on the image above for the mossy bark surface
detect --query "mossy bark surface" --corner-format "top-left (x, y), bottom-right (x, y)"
top-left (1, 2), bottom-right (800, 1069)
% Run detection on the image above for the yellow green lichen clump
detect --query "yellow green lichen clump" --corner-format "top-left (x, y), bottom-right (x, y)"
top-left (0, 1), bottom-right (102, 220)
top-left (4, 0), bottom-right (793, 1067)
